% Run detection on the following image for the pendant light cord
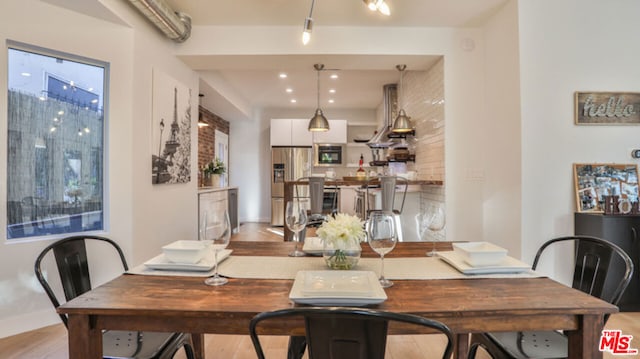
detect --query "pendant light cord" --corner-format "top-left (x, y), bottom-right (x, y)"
top-left (314, 63), bottom-right (324, 108)
top-left (396, 64), bottom-right (406, 107)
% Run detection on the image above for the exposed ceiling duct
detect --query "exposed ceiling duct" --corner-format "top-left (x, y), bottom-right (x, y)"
top-left (126, 0), bottom-right (192, 43)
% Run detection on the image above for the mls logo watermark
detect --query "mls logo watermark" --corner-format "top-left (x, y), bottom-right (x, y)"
top-left (600, 330), bottom-right (638, 355)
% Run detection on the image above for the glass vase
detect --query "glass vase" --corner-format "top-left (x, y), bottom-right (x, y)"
top-left (322, 237), bottom-right (362, 270)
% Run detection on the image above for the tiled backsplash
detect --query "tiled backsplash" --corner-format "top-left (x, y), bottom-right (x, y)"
top-left (405, 58), bottom-right (446, 237)
top-left (403, 58), bottom-right (445, 183)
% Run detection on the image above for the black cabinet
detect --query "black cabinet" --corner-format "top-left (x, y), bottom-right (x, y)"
top-left (574, 213), bottom-right (640, 311)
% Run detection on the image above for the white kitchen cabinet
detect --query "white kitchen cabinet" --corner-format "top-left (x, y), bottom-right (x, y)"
top-left (270, 119), bottom-right (312, 146)
top-left (313, 119), bottom-right (347, 144)
top-left (290, 119), bottom-right (313, 146)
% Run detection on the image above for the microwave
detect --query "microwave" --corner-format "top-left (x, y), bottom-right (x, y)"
top-left (314, 143), bottom-right (345, 167)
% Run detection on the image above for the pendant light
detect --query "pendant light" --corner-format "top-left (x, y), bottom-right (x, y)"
top-left (308, 63), bottom-right (330, 132)
top-left (392, 64), bottom-right (413, 133)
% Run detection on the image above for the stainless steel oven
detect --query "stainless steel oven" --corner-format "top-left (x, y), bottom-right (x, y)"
top-left (323, 187), bottom-right (340, 214)
top-left (313, 144), bottom-right (345, 167)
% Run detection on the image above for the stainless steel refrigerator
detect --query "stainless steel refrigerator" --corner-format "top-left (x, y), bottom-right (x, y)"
top-left (271, 147), bottom-right (312, 226)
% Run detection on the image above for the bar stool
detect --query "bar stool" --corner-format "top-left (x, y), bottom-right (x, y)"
top-left (366, 176), bottom-right (408, 216)
top-left (294, 176), bottom-right (338, 231)
top-left (366, 176), bottom-right (408, 241)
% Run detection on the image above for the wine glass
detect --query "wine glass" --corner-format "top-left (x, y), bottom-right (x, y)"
top-left (286, 201), bottom-right (307, 257)
top-left (425, 203), bottom-right (446, 257)
top-left (199, 211), bottom-right (209, 243)
top-left (204, 209), bottom-right (231, 286)
top-left (367, 211), bottom-right (397, 288)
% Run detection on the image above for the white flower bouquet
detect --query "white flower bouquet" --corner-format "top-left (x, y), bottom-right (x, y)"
top-left (316, 213), bottom-right (365, 269)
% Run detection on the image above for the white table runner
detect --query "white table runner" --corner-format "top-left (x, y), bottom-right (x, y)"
top-left (217, 255), bottom-right (541, 280)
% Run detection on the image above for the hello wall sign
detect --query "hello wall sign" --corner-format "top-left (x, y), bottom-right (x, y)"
top-left (575, 92), bottom-right (640, 125)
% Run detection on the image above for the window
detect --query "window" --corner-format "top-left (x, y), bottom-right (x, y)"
top-left (6, 42), bottom-right (108, 239)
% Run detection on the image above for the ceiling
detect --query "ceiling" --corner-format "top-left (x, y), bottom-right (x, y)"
top-left (164, 0), bottom-right (508, 116)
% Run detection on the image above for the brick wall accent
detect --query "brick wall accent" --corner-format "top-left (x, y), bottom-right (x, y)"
top-left (198, 105), bottom-right (229, 171)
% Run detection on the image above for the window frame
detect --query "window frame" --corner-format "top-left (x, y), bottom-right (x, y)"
top-left (5, 40), bottom-right (110, 242)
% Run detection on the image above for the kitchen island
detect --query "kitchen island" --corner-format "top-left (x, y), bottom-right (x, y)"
top-left (282, 178), bottom-right (443, 240)
top-left (198, 186), bottom-right (239, 234)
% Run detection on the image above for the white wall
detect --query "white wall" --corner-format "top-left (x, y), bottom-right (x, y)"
top-left (519, 0), bottom-right (640, 278)
top-left (480, 1), bottom-right (521, 255)
top-left (0, 0), bottom-right (199, 337)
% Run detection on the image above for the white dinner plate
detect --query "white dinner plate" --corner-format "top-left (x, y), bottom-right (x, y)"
top-left (144, 249), bottom-right (232, 272)
top-left (439, 251), bottom-right (531, 275)
top-left (289, 270), bottom-right (387, 306)
top-left (302, 237), bottom-right (324, 255)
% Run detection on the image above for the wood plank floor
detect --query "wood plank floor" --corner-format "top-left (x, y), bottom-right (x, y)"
top-left (1, 222), bottom-right (638, 358)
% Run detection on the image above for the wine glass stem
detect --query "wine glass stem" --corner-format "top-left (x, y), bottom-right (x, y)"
top-left (380, 255), bottom-right (385, 279)
top-left (293, 232), bottom-right (299, 251)
top-left (213, 250), bottom-right (219, 278)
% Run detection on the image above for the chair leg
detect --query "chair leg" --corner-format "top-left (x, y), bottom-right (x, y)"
top-left (183, 342), bottom-right (196, 359)
top-left (468, 342), bottom-right (482, 359)
top-left (287, 336), bottom-right (306, 359)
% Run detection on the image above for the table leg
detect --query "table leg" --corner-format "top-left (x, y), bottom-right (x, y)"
top-left (566, 314), bottom-right (604, 359)
top-left (192, 333), bottom-right (205, 359)
top-left (67, 314), bottom-right (102, 359)
top-left (454, 333), bottom-right (469, 359)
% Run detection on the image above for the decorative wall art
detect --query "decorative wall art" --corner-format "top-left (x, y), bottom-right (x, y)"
top-left (151, 69), bottom-right (192, 184)
top-left (574, 92), bottom-right (640, 125)
top-left (574, 163), bottom-right (639, 213)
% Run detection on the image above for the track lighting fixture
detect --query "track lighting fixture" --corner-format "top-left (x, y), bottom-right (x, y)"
top-left (363, 0), bottom-right (390, 16)
top-left (302, 0), bottom-right (316, 45)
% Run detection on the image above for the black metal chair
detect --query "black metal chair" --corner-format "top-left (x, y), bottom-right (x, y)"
top-left (250, 307), bottom-right (454, 359)
top-left (468, 235), bottom-right (634, 359)
top-left (34, 235), bottom-right (196, 359)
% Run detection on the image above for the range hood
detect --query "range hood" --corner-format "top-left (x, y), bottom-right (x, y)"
top-left (367, 83), bottom-right (397, 149)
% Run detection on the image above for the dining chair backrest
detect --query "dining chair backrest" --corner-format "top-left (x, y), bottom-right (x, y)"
top-left (532, 235), bottom-right (633, 312)
top-left (467, 235), bottom-right (634, 359)
top-left (34, 235), bottom-right (128, 327)
top-left (250, 307), bottom-right (454, 359)
top-left (34, 235), bottom-right (197, 359)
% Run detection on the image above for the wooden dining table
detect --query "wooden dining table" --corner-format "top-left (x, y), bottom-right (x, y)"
top-left (58, 241), bottom-right (617, 359)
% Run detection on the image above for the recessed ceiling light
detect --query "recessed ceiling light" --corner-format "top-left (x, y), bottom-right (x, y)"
top-left (330, 74), bottom-right (338, 79)
top-left (328, 99), bottom-right (335, 104)
top-left (286, 88), bottom-right (293, 93)
top-left (279, 73), bottom-right (287, 79)
top-left (329, 89), bottom-right (336, 93)
top-left (21, 72), bottom-right (31, 77)
top-left (290, 99), bottom-right (297, 103)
